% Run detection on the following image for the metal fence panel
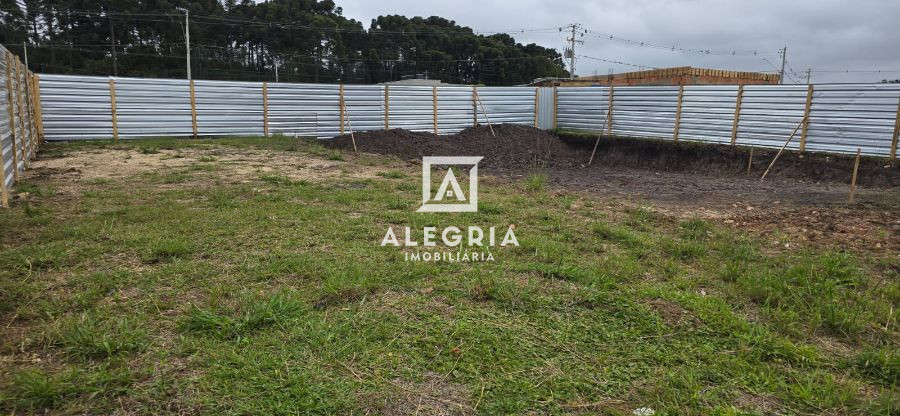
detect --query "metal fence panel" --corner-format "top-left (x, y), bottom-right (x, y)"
top-left (436, 86), bottom-right (474, 134)
top-left (344, 85), bottom-right (385, 134)
top-left (388, 86), bottom-right (434, 133)
top-left (0, 50), bottom-right (13, 191)
top-left (476, 87), bottom-right (536, 126)
top-left (677, 85), bottom-right (740, 145)
top-left (738, 84), bottom-right (808, 150)
top-left (557, 86), bottom-right (609, 131)
top-left (611, 86), bottom-right (679, 139)
top-left (195, 79), bottom-right (263, 136)
top-left (536, 87), bottom-right (554, 129)
top-left (116, 76), bottom-right (193, 137)
top-left (805, 84), bottom-right (900, 156)
top-left (38, 74), bottom-right (111, 140)
top-left (268, 82), bottom-right (339, 138)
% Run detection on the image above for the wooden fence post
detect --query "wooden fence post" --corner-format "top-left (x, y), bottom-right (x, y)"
top-left (472, 86), bottom-right (478, 127)
top-left (339, 83), bottom-right (345, 135)
top-left (384, 85), bottom-right (390, 130)
top-left (15, 58), bottom-right (28, 168)
top-left (4, 53), bottom-right (18, 182)
top-left (432, 86), bottom-right (438, 135)
top-left (25, 70), bottom-right (38, 158)
top-left (890, 96), bottom-right (899, 160)
top-left (799, 84), bottom-right (814, 153)
top-left (606, 85), bottom-right (614, 135)
top-left (32, 74), bottom-right (44, 144)
top-left (552, 86), bottom-right (558, 129)
top-left (108, 79), bottom-right (118, 142)
top-left (730, 84), bottom-right (744, 145)
top-left (533, 87), bottom-right (539, 128)
top-left (673, 85), bottom-right (684, 142)
top-left (262, 82), bottom-right (269, 137)
top-left (189, 79), bottom-right (198, 136)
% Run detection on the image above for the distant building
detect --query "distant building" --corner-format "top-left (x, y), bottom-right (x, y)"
top-left (531, 66), bottom-right (780, 87)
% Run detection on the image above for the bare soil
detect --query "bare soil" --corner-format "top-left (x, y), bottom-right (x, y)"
top-left (326, 125), bottom-right (900, 254)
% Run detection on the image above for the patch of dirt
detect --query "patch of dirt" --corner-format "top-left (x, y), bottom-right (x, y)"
top-left (24, 147), bottom-right (382, 195)
top-left (325, 125), bottom-right (900, 254)
top-left (379, 372), bottom-right (473, 416)
top-left (734, 390), bottom-right (783, 415)
top-left (648, 298), bottom-right (698, 327)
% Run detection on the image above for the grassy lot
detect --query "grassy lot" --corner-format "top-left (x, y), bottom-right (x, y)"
top-left (0, 137), bottom-right (897, 415)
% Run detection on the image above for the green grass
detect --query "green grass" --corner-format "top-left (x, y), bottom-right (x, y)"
top-left (0, 138), bottom-right (896, 415)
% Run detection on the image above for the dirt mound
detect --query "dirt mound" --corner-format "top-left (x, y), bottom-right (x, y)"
top-left (325, 124), bottom-right (585, 170)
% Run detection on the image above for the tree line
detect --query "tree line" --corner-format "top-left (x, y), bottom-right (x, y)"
top-left (0, 0), bottom-right (569, 85)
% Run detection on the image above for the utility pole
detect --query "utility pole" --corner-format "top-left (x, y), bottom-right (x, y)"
top-left (274, 55), bottom-right (279, 82)
top-left (805, 68), bottom-right (811, 84)
top-left (779, 46), bottom-right (787, 85)
top-left (185, 9), bottom-right (191, 80)
top-left (109, 12), bottom-right (117, 76)
top-left (22, 42), bottom-right (28, 69)
top-left (562, 23), bottom-right (584, 78)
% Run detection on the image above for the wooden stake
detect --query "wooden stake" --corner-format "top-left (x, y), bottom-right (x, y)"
top-left (849, 148), bottom-right (861, 203)
top-left (384, 85), bottom-right (390, 130)
top-left (343, 99), bottom-right (357, 153)
top-left (4, 53), bottom-right (19, 182)
top-left (109, 79), bottom-right (119, 142)
top-left (189, 79), bottom-right (198, 136)
top-left (798, 84), bottom-right (814, 153)
top-left (262, 82), bottom-right (269, 137)
top-left (339, 83), bottom-right (345, 135)
top-left (747, 148), bottom-right (754, 175)
top-left (533, 87), bottom-right (539, 128)
top-left (587, 113), bottom-right (610, 166)
top-left (673, 85), bottom-right (684, 142)
top-left (890, 96), bottom-right (900, 160)
top-left (473, 89), bottom-right (495, 136)
top-left (25, 70), bottom-right (38, 159)
top-left (552, 86), bottom-right (558, 129)
top-left (432, 86), bottom-right (438, 135)
top-left (760, 116), bottom-right (806, 181)
top-left (606, 86), bottom-right (614, 134)
top-left (730, 84), bottom-right (744, 145)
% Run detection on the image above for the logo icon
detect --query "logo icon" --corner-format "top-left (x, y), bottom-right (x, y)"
top-left (417, 156), bottom-right (483, 212)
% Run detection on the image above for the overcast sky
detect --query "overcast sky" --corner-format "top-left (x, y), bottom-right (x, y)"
top-left (336, 0), bottom-right (900, 84)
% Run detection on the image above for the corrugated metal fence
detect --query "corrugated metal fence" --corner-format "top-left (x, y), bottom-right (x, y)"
top-left (35, 74), bottom-right (900, 160)
top-left (554, 84), bottom-right (900, 157)
top-left (0, 45), bottom-right (43, 207)
top-left (38, 74), bottom-right (541, 141)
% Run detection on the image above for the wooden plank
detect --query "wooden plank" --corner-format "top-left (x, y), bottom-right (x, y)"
top-left (31, 74), bottom-right (44, 144)
top-left (730, 84), bottom-right (744, 145)
top-left (798, 84), bottom-right (814, 153)
top-left (262, 82), bottom-right (269, 137)
top-left (472, 86), bottom-right (478, 127)
top-left (339, 83), bottom-right (345, 135)
top-left (890, 96), bottom-right (900, 160)
top-left (552, 86), bottom-right (558, 129)
top-left (25, 70), bottom-right (38, 158)
top-left (384, 85), bottom-right (390, 130)
top-left (109, 79), bottom-right (119, 142)
top-left (606, 86), bottom-right (614, 134)
top-left (4, 53), bottom-right (18, 182)
top-left (533, 87), bottom-right (539, 128)
top-left (849, 148), bottom-right (861, 203)
top-left (189, 79), bottom-right (198, 136)
top-left (15, 58), bottom-right (28, 168)
top-left (432, 86), bottom-right (438, 135)
top-left (673, 85), bottom-right (684, 142)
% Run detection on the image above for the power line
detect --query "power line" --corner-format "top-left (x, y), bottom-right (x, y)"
top-left (580, 28), bottom-right (778, 56)
top-left (578, 55), bottom-right (658, 70)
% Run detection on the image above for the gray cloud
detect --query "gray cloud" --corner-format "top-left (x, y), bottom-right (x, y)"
top-left (337, 0), bottom-right (900, 83)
